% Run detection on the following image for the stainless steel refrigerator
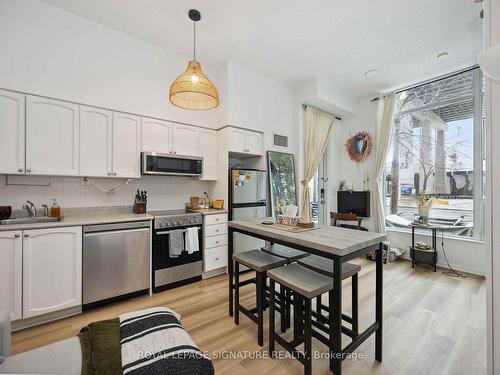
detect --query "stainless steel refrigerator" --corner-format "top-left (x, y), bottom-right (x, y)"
top-left (229, 169), bottom-right (267, 258)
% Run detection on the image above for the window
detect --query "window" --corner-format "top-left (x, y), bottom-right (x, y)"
top-left (385, 68), bottom-right (485, 239)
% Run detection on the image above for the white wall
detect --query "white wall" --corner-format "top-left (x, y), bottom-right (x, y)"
top-left (225, 61), bottom-right (297, 156)
top-left (0, 175), bottom-right (210, 212)
top-left (0, 0), bottom-right (221, 129)
top-left (330, 99), bottom-right (377, 230)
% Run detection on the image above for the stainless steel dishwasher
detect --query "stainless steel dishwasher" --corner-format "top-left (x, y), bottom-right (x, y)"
top-left (83, 221), bottom-right (150, 309)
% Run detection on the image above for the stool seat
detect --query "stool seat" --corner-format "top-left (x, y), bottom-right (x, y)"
top-left (267, 264), bottom-right (333, 299)
top-left (298, 255), bottom-right (361, 279)
top-left (261, 244), bottom-right (310, 262)
top-left (233, 249), bottom-right (287, 272)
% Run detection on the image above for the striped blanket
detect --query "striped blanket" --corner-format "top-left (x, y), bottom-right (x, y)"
top-left (119, 307), bottom-right (214, 375)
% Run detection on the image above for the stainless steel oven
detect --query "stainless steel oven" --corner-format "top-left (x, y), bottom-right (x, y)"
top-left (151, 210), bottom-right (203, 292)
top-left (141, 152), bottom-right (203, 177)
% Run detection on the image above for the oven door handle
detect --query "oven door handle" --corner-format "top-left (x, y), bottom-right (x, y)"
top-left (156, 227), bottom-right (201, 236)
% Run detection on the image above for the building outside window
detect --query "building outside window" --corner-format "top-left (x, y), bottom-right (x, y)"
top-left (385, 67), bottom-right (485, 239)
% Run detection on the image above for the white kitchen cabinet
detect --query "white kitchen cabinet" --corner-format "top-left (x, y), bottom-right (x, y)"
top-left (199, 129), bottom-right (218, 180)
top-left (26, 96), bottom-right (80, 176)
top-left (228, 128), bottom-right (247, 153)
top-left (80, 106), bottom-right (113, 177)
top-left (23, 226), bottom-right (82, 319)
top-left (112, 112), bottom-right (141, 178)
top-left (228, 127), bottom-right (263, 156)
top-left (245, 131), bottom-right (263, 155)
top-left (0, 90), bottom-right (25, 175)
top-left (203, 214), bottom-right (228, 273)
top-left (172, 124), bottom-right (200, 156)
top-left (141, 117), bottom-right (173, 155)
top-left (0, 231), bottom-right (22, 321)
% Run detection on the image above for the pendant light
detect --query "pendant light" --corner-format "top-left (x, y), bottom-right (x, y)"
top-left (169, 9), bottom-right (219, 110)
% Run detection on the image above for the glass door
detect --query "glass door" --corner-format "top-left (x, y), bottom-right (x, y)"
top-left (308, 151), bottom-right (329, 224)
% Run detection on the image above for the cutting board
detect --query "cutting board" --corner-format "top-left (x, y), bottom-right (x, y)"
top-left (258, 223), bottom-right (319, 233)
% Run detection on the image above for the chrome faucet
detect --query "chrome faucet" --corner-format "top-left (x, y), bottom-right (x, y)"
top-left (24, 200), bottom-right (37, 217)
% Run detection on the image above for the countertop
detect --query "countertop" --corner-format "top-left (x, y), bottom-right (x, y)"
top-left (0, 209), bottom-right (153, 232)
top-left (187, 208), bottom-right (228, 216)
top-left (228, 218), bottom-right (386, 257)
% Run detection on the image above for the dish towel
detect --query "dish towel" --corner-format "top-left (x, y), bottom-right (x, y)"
top-left (185, 227), bottom-right (200, 254)
top-left (169, 229), bottom-right (184, 258)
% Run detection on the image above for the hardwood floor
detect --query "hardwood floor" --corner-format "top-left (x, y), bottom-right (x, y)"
top-left (12, 258), bottom-right (486, 375)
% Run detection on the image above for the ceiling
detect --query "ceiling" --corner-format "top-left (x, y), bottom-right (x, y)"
top-left (40, 0), bottom-right (483, 98)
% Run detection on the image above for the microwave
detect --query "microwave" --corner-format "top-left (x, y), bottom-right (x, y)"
top-left (141, 152), bottom-right (203, 177)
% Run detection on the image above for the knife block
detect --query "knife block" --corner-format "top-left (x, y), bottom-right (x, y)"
top-left (133, 200), bottom-right (147, 214)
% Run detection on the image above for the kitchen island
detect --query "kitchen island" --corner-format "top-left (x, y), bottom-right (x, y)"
top-left (227, 218), bottom-right (386, 374)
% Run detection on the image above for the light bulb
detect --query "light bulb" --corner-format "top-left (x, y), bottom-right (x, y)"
top-left (191, 75), bottom-right (199, 83)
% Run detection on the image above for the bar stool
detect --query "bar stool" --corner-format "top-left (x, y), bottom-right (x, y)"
top-left (267, 263), bottom-right (334, 375)
top-left (298, 255), bottom-right (361, 336)
top-left (233, 249), bottom-right (287, 346)
top-left (262, 244), bottom-right (310, 331)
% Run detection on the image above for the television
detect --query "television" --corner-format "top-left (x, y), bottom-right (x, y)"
top-left (337, 191), bottom-right (370, 218)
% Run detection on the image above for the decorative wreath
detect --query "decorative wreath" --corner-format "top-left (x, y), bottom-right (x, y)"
top-left (345, 131), bottom-right (372, 163)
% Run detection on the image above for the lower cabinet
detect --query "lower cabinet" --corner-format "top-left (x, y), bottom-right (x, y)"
top-left (0, 231), bottom-right (22, 321)
top-left (203, 214), bottom-right (229, 273)
top-left (22, 226), bottom-right (82, 318)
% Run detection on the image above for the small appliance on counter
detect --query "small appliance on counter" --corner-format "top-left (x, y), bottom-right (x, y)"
top-left (0, 206), bottom-right (12, 220)
top-left (150, 210), bottom-right (203, 292)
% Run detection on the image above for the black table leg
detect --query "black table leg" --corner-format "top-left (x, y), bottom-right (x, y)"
top-left (330, 258), bottom-right (343, 374)
top-left (228, 227), bottom-right (234, 317)
top-left (375, 241), bottom-right (383, 362)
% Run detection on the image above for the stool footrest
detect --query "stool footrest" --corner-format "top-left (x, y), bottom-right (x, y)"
top-left (272, 333), bottom-right (307, 364)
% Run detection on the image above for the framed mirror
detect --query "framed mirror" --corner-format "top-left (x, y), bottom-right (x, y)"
top-left (267, 151), bottom-right (297, 216)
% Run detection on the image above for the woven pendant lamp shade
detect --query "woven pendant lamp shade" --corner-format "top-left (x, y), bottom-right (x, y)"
top-left (169, 60), bottom-right (219, 110)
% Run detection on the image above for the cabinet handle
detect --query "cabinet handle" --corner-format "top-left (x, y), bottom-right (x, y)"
top-left (215, 257), bottom-right (219, 261)
top-left (108, 172), bottom-right (112, 176)
top-left (216, 218), bottom-right (219, 221)
top-left (173, 151), bottom-right (177, 154)
top-left (24, 234), bottom-right (29, 238)
top-left (216, 229), bottom-right (219, 233)
top-left (14, 234), bottom-right (20, 238)
top-left (215, 241), bottom-right (219, 244)
top-left (113, 172), bottom-right (117, 176)
top-left (26, 168), bottom-right (32, 173)
top-left (18, 168), bottom-right (23, 173)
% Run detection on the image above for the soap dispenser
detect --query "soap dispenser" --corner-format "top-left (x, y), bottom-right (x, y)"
top-left (50, 198), bottom-right (61, 218)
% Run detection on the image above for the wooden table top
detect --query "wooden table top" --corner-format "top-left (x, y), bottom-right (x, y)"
top-left (228, 218), bottom-right (386, 257)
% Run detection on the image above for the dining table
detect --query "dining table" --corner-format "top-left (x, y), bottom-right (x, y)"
top-left (227, 218), bottom-right (386, 374)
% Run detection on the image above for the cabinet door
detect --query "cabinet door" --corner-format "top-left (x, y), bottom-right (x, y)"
top-left (0, 90), bottom-right (25, 175)
top-left (26, 96), bottom-right (80, 176)
top-left (23, 227), bottom-right (82, 318)
top-left (199, 129), bottom-right (218, 180)
top-left (112, 112), bottom-right (141, 178)
top-left (80, 106), bottom-right (113, 177)
top-left (228, 128), bottom-right (247, 153)
top-left (0, 231), bottom-right (22, 321)
top-left (172, 124), bottom-right (200, 156)
top-left (245, 131), bottom-right (263, 156)
top-left (141, 117), bottom-right (173, 154)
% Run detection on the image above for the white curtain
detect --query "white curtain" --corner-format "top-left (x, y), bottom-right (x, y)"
top-left (300, 106), bottom-right (334, 222)
top-left (374, 92), bottom-right (396, 233)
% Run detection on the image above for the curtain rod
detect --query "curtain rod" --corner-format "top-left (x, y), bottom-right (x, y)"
top-left (370, 65), bottom-right (480, 102)
top-left (302, 104), bottom-right (342, 120)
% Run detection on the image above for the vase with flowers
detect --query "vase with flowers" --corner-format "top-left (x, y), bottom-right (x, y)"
top-left (414, 192), bottom-right (433, 224)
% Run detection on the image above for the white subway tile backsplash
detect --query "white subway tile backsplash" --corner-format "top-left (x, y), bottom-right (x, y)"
top-left (0, 175), bottom-right (210, 211)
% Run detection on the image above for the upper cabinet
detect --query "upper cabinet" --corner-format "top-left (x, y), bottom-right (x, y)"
top-left (142, 119), bottom-right (200, 157)
top-left (141, 118), bottom-right (173, 155)
top-left (80, 106), bottom-right (113, 177)
top-left (112, 112), bottom-right (141, 178)
top-left (228, 127), bottom-right (263, 156)
top-left (0, 90), bottom-right (25, 175)
top-left (172, 124), bottom-right (200, 156)
top-left (199, 129), bottom-right (218, 181)
top-left (26, 96), bottom-right (80, 176)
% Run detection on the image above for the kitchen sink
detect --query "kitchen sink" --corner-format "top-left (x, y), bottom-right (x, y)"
top-left (0, 216), bottom-right (62, 225)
